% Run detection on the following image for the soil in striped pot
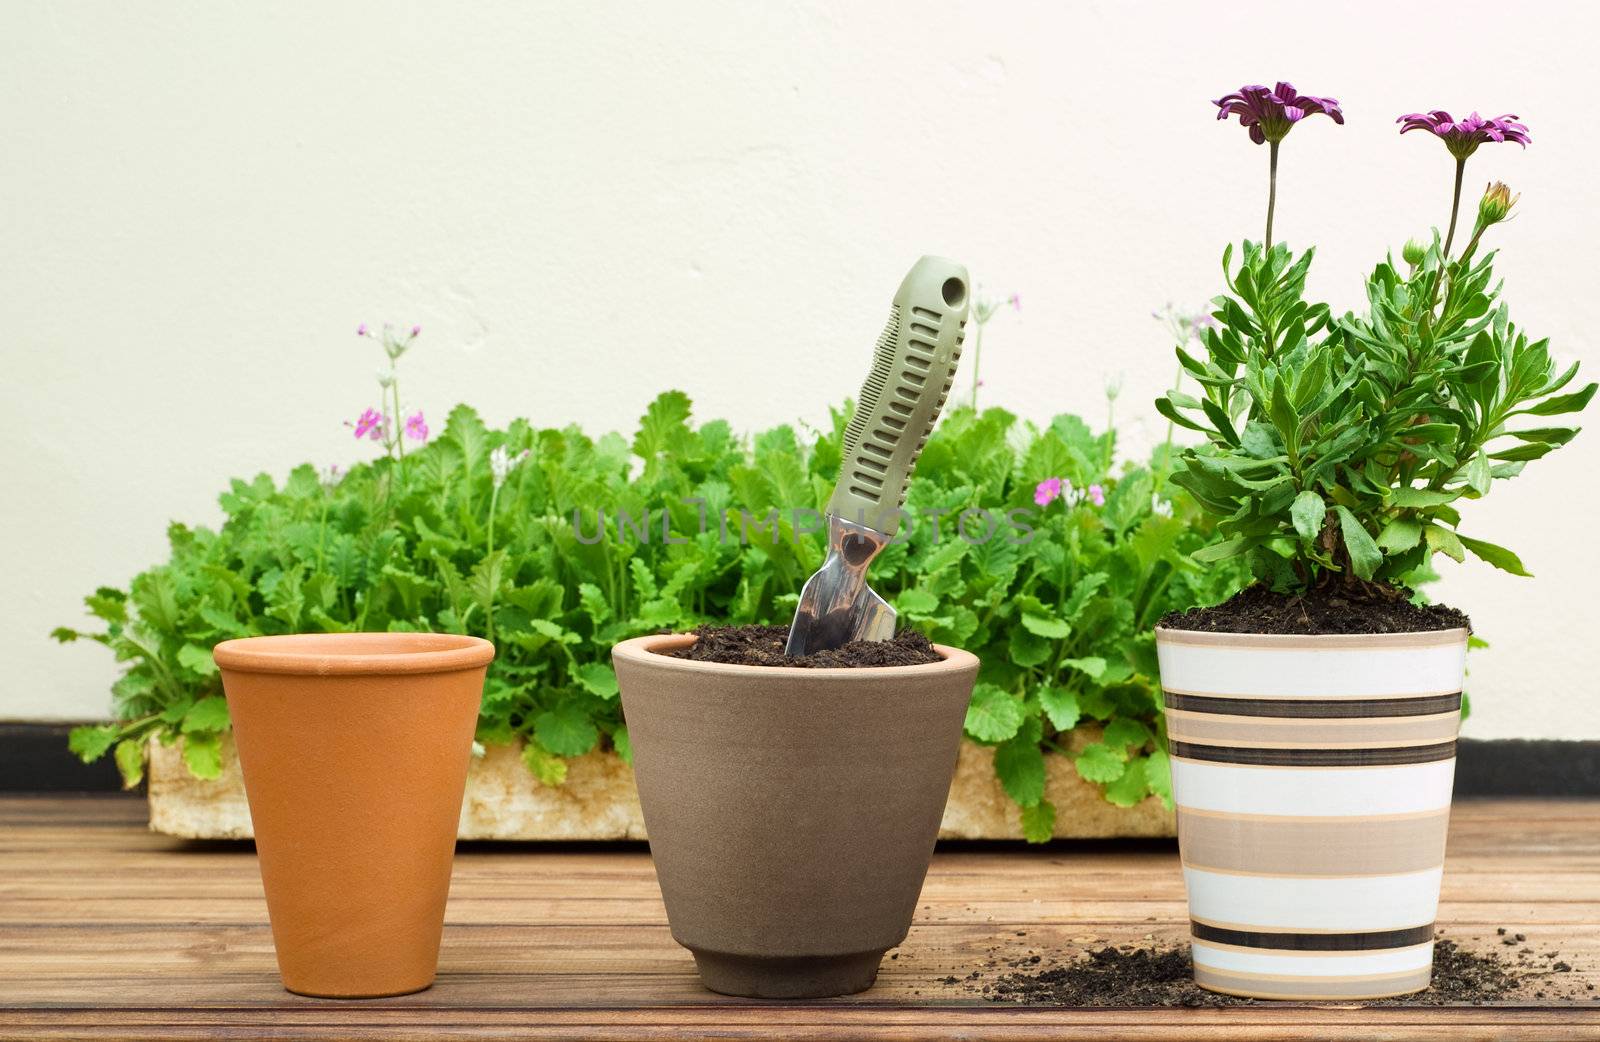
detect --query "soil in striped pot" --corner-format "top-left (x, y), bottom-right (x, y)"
top-left (1159, 581), bottom-right (1471, 635)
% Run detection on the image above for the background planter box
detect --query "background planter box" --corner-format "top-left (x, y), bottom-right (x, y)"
top-left (146, 729), bottom-right (1175, 841)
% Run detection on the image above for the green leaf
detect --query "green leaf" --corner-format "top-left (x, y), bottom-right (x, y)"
top-left (896, 588), bottom-right (940, 615)
top-left (1104, 756), bottom-right (1150, 807)
top-left (1059, 656), bottom-right (1106, 680)
top-left (177, 643), bottom-right (218, 677)
top-left (632, 390), bottom-right (695, 461)
top-left (1466, 451), bottom-right (1492, 496)
top-left (573, 663), bottom-right (620, 700)
top-left (182, 733), bottom-right (223, 780)
top-left (1038, 686), bottom-right (1081, 732)
top-left (1020, 609), bottom-right (1070, 640)
top-left (1290, 490), bottom-right (1325, 542)
top-left (1377, 518), bottom-right (1423, 553)
top-left (1522, 383), bottom-right (1596, 416)
top-left (521, 741), bottom-right (569, 786)
top-left (1425, 524), bottom-right (1465, 563)
top-left (1458, 534), bottom-right (1532, 576)
top-left (993, 737), bottom-right (1047, 807)
top-left (611, 725), bottom-right (632, 765)
top-left (1391, 487), bottom-right (1461, 508)
top-left (181, 696), bottom-right (231, 734)
top-left (534, 706), bottom-right (600, 757)
top-left (1020, 800), bottom-right (1056, 843)
top-left (114, 739), bottom-right (145, 789)
top-left (1145, 748), bottom-right (1173, 809)
top-left (69, 725), bottom-right (119, 763)
top-left (964, 684), bottom-right (1025, 743)
top-left (1074, 742), bottom-right (1126, 784)
top-left (1101, 718), bottom-right (1151, 756)
top-left (1334, 505), bottom-right (1382, 580)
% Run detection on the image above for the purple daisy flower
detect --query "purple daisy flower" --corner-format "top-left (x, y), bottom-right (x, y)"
top-left (1397, 111), bottom-right (1530, 160)
top-left (1214, 82), bottom-right (1344, 145)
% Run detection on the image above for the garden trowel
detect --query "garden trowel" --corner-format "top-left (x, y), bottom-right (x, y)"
top-left (785, 256), bottom-right (971, 656)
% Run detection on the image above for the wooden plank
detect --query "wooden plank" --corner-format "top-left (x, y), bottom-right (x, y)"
top-left (0, 796), bottom-right (1597, 1041)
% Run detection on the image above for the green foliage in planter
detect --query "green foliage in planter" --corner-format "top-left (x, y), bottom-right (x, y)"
top-left (56, 393), bottom-right (1242, 833)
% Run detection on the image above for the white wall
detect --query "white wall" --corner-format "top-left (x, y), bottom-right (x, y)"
top-left (4, 1), bottom-right (1596, 738)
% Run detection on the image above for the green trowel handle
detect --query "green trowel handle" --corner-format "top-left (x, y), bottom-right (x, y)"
top-left (826, 256), bottom-right (971, 536)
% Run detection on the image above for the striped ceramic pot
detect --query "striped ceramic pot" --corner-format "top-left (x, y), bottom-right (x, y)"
top-left (1154, 626), bottom-right (1469, 1001)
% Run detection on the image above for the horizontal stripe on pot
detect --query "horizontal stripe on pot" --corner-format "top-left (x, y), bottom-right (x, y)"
top-left (1193, 963), bottom-right (1435, 1001)
top-left (1167, 739), bottom-right (1455, 767)
top-left (1183, 867), bottom-right (1444, 932)
top-left (1164, 708), bottom-right (1460, 747)
top-left (1189, 940), bottom-right (1435, 977)
top-left (1178, 809), bottom-right (1450, 876)
top-left (1190, 921), bottom-right (1436, 951)
top-left (1163, 692), bottom-right (1461, 718)
top-left (1157, 632), bottom-right (1466, 698)
top-left (1170, 759), bottom-right (1456, 817)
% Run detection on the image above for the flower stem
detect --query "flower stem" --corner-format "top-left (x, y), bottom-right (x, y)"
top-left (1442, 156), bottom-right (1466, 258)
top-left (1265, 140), bottom-right (1280, 250)
top-left (485, 484), bottom-right (500, 645)
top-left (391, 362), bottom-right (405, 462)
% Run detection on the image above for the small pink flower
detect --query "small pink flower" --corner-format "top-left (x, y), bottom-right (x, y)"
top-left (356, 323), bottom-right (368, 337)
top-left (405, 410), bottom-right (429, 442)
top-left (351, 407), bottom-right (386, 441)
top-left (409, 324), bottom-right (422, 338)
top-left (1007, 293), bottom-right (1021, 311)
top-left (1034, 477), bottom-right (1062, 507)
top-left (1087, 483), bottom-right (1106, 507)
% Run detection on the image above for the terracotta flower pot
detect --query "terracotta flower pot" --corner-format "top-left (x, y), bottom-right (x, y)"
top-left (612, 634), bottom-right (978, 998)
top-left (1155, 626), bottom-right (1468, 1000)
top-left (213, 632), bottom-right (494, 998)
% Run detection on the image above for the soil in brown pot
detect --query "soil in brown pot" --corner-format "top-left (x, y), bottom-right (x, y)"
top-left (1160, 581), bottom-right (1471, 636)
top-left (664, 624), bottom-right (943, 668)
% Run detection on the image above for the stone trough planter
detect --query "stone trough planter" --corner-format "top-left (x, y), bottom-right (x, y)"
top-left (146, 729), bottom-right (1175, 841)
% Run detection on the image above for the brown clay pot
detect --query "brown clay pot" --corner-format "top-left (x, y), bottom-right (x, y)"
top-left (612, 634), bottom-right (978, 998)
top-left (213, 632), bottom-right (493, 998)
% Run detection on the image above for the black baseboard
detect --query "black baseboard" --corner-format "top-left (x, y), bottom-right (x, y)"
top-left (2, 724), bottom-right (1597, 796)
top-left (1, 724), bottom-right (124, 792)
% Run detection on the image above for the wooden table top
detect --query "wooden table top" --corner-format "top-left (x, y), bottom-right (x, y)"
top-left (2, 795), bottom-right (1597, 1040)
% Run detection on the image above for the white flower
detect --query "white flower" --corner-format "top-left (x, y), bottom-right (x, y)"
top-left (1151, 493), bottom-right (1173, 518)
top-left (490, 445), bottom-right (530, 489)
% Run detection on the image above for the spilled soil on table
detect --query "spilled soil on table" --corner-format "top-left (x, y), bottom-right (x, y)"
top-left (957, 929), bottom-right (1593, 1007)
top-left (662, 624), bottom-right (942, 668)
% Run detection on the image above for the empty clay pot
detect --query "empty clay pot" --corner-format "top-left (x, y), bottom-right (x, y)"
top-left (612, 633), bottom-right (978, 998)
top-left (213, 632), bottom-right (493, 998)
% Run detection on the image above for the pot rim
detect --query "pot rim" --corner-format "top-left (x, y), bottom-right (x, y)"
top-left (613, 633), bottom-right (978, 679)
top-left (1153, 625), bottom-right (1469, 650)
top-left (213, 632), bottom-right (495, 676)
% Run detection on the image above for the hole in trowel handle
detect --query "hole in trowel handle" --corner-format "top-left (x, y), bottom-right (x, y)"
top-left (840, 531), bottom-right (878, 566)
top-left (941, 277), bottom-right (967, 308)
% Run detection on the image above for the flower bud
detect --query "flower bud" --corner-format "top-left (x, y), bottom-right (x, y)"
top-left (1477, 181), bottom-right (1518, 227)
top-left (1402, 238), bottom-right (1427, 266)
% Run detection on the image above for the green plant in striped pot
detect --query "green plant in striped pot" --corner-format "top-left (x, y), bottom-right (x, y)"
top-left (1153, 85), bottom-right (1593, 1000)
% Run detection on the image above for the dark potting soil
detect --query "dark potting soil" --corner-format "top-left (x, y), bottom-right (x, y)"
top-left (1159, 581), bottom-right (1471, 636)
top-left (964, 933), bottom-right (1587, 1007)
top-left (662, 624), bottom-right (943, 668)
